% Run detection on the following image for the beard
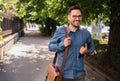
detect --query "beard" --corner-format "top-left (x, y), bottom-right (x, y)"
top-left (71, 20), bottom-right (81, 28)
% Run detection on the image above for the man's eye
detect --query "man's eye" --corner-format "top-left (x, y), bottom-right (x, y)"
top-left (72, 15), bottom-right (81, 18)
top-left (73, 15), bottom-right (77, 17)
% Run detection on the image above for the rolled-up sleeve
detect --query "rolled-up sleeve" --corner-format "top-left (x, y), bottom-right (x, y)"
top-left (87, 31), bottom-right (95, 55)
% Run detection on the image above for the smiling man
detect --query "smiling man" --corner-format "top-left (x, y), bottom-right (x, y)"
top-left (48, 6), bottom-right (95, 81)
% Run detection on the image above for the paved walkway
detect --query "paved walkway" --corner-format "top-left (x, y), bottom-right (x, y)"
top-left (0, 27), bottom-right (114, 81)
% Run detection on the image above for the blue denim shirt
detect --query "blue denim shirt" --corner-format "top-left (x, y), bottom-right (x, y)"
top-left (48, 26), bottom-right (95, 79)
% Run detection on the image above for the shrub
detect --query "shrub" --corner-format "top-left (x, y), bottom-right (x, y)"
top-left (39, 26), bottom-right (52, 36)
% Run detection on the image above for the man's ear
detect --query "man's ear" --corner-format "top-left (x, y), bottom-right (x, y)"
top-left (68, 15), bottom-right (70, 21)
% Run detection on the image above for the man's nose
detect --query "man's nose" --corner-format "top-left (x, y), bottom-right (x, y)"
top-left (75, 17), bottom-right (80, 21)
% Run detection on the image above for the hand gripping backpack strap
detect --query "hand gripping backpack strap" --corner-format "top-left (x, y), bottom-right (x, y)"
top-left (52, 27), bottom-right (69, 75)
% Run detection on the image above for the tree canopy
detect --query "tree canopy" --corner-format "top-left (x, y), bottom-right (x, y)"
top-left (15, 0), bottom-right (111, 26)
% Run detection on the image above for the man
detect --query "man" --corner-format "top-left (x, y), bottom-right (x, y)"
top-left (48, 6), bottom-right (95, 81)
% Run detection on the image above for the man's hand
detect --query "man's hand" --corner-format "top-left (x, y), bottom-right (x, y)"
top-left (80, 43), bottom-right (88, 55)
top-left (64, 37), bottom-right (71, 47)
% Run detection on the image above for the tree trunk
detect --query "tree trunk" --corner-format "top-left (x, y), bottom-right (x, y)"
top-left (109, 22), bottom-right (120, 47)
top-left (106, 0), bottom-right (120, 66)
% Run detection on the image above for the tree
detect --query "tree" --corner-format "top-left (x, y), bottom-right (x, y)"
top-left (107, 0), bottom-right (120, 70)
top-left (16, 0), bottom-right (66, 35)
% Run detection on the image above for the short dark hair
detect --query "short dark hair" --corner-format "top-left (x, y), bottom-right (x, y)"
top-left (68, 6), bottom-right (81, 14)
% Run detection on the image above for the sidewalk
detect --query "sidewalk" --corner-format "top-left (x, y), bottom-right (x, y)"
top-left (0, 27), bottom-right (53, 81)
top-left (0, 27), bottom-right (115, 81)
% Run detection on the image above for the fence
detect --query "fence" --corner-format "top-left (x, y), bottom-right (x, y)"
top-left (0, 15), bottom-right (25, 37)
top-left (0, 13), bottom-right (25, 61)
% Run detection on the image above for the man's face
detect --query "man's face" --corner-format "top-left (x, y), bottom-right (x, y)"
top-left (68, 9), bottom-right (82, 27)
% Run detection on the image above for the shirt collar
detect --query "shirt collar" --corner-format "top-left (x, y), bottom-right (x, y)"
top-left (66, 25), bottom-right (80, 33)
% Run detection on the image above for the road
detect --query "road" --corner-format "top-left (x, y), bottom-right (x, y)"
top-left (0, 27), bottom-right (114, 81)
